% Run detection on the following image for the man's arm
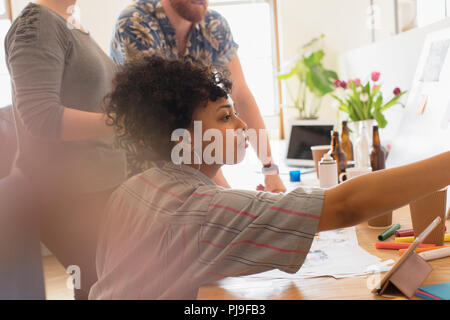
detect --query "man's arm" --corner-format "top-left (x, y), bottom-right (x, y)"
top-left (227, 55), bottom-right (286, 193)
top-left (318, 151), bottom-right (450, 232)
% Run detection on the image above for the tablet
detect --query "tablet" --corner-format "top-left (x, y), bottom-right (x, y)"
top-left (372, 216), bottom-right (442, 296)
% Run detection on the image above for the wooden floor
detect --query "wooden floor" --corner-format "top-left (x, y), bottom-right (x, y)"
top-left (43, 255), bottom-right (74, 300)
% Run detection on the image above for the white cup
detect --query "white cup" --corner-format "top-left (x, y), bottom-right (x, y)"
top-left (339, 167), bottom-right (372, 183)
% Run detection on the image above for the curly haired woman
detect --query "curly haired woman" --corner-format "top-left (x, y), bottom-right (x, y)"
top-left (89, 56), bottom-right (450, 300)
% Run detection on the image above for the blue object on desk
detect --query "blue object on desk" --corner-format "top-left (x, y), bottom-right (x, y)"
top-left (416, 282), bottom-right (450, 300)
top-left (289, 170), bottom-right (301, 182)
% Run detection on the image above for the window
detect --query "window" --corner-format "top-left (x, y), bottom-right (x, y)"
top-left (209, 0), bottom-right (280, 116)
top-left (417, 0), bottom-right (450, 27)
top-left (0, 0), bottom-right (11, 108)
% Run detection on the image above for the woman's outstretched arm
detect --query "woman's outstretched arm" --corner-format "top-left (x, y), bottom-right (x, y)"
top-left (318, 151), bottom-right (450, 232)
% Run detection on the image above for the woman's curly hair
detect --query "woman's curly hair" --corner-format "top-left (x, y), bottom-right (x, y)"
top-left (104, 55), bottom-right (232, 161)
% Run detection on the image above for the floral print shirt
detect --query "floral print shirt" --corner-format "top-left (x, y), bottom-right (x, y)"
top-left (111, 0), bottom-right (239, 177)
top-left (111, 0), bottom-right (239, 68)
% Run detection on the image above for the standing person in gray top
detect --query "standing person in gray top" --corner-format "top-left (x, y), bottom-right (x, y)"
top-left (4, 0), bottom-right (127, 299)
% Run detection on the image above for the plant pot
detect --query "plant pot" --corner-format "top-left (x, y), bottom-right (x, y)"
top-left (368, 211), bottom-right (393, 229)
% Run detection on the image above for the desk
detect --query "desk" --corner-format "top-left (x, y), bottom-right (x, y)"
top-left (197, 141), bottom-right (450, 300)
top-left (198, 206), bottom-right (450, 300)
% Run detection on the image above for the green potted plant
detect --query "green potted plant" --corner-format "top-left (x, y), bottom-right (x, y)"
top-left (277, 34), bottom-right (338, 120)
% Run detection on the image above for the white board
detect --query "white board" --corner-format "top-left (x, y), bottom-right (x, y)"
top-left (387, 27), bottom-right (450, 214)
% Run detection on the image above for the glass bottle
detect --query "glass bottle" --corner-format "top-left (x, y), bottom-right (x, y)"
top-left (328, 130), bottom-right (347, 176)
top-left (341, 121), bottom-right (354, 161)
top-left (368, 125), bottom-right (392, 228)
top-left (354, 120), bottom-right (372, 168)
top-left (370, 125), bottom-right (386, 171)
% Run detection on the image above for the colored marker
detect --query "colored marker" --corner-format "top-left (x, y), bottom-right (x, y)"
top-left (395, 226), bottom-right (447, 237)
top-left (375, 242), bottom-right (436, 250)
top-left (398, 246), bottom-right (449, 255)
top-left (395, 236), bottom-right (415, 243)
top-left (418, 246), bottom-right (450, 261)
top-left (395, 234), bottom-right (450, 243)
top-left (395, 229), bottom-right (414, 237)
top-left (378, 223), bottom-right (401, 241)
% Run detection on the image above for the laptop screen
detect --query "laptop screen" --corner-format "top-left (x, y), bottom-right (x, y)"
top-left (287, 125), bottom-right (333, 161)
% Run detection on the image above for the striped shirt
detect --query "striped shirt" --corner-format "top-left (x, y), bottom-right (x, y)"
top-left (89, 162), bottom-right (325, 300)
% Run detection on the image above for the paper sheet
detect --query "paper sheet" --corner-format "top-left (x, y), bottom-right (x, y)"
top-left (243, 227), bottom-right (394, 280)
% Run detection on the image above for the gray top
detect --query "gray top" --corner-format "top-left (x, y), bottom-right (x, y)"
top-left (5, 3), bottom-right (126, 194)
top-left (89, 162), bottom-right (324, 299)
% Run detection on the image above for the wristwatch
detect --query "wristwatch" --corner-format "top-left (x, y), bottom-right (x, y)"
top-left (262, 163), bottom-right (279, 176)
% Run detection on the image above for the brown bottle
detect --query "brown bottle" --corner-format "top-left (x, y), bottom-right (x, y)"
top-left (370, 125), bottom-right (386, 171)
top-left (328, 130), bottom-right (347, 176)
top-left (341, 121), bottom-right (354, 161)
top-left (368, 126), bottom-right (392, 228)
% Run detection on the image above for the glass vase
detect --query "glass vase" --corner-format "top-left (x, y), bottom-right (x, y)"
top-left (353, 120), bottom-right (374, 169)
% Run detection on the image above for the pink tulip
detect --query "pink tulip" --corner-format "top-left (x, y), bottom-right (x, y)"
top-left (354, 78), bottom-right (361, 87)
top-left (334, 80), bottom-right (341, 88)
top-left (371, 71), bottom-right (381, 82)
top-left (393, 87), bottom-right (401, 96)
top-left (340, 81), bottom-right (348, 89)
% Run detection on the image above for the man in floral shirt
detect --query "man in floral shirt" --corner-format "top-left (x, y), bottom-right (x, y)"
top-left (111, 0), bottom-right (286, 193)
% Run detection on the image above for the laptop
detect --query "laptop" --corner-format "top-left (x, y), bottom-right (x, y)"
top-left (284, 120), bottom-right (334, 167)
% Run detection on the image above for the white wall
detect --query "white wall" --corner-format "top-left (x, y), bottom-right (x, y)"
top-left (277, 0), bottom-right (397, 133)
top-left (11, 0), bottom-right (132, 53)
top-left (11, 0), bottom-right (30, 17)
top-left (76, 0), bottom-right (132, 53)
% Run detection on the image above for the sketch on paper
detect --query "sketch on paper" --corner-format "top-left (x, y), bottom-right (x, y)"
top-left (420, 39), bottom-right (450, 82)
top-left (302, 250), bottom-right (328, 267)
top-left (417, 94), bottom-right (428, 115)
top-left (241, 227), bottom-right (393, 280)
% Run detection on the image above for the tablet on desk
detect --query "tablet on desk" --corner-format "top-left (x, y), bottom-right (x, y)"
top-left (373, 217), bottom-right (441, 298)
top-left (284, 120), bottom-right (334, 167)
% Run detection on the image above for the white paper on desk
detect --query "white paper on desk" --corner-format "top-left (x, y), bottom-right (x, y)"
top-left (243, 227), bottom-right (394, 280)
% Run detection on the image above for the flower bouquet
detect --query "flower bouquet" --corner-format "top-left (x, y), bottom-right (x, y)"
top-left (331, 71), bottom-right (407, 128)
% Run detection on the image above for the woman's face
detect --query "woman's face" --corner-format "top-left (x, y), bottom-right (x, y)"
top-left (190, 97), bottom-right (248, 165)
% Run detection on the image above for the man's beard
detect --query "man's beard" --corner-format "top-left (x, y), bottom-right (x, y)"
top-left (169, 0), bottom-right (207, 23)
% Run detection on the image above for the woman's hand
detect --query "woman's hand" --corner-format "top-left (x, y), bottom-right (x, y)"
top-left (256, 174), bottom-right (286, 193)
